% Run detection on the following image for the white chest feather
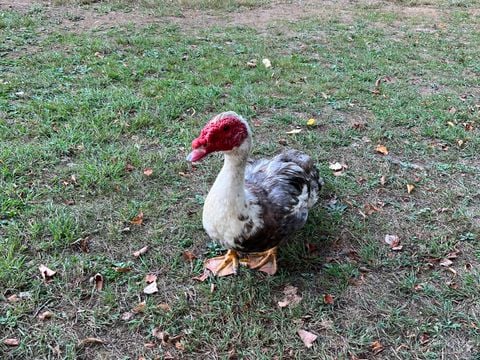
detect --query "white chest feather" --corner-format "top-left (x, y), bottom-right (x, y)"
top-left (202, 159), bottom-right (262, 249)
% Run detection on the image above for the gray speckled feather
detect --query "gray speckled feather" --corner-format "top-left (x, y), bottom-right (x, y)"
top-left (234, 149), bottom-right (322, 252)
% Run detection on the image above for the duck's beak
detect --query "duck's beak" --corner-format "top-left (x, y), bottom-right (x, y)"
top-left (186, 146), bottom-right (208, 162)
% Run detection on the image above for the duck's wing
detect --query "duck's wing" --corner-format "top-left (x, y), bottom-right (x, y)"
top-left (239, 150), bottom-right (322, 252)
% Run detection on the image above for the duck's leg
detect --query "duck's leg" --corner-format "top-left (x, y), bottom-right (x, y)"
top-left (204, 249), bottom-right (240, 277)
top-left (244, 247), bottom-right (278, 275)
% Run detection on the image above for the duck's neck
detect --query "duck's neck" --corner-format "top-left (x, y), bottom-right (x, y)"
top-left (207, 140), bottom-right (251, 213)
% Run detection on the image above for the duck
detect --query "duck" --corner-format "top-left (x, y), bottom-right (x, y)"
top-left (187, 111), bottom-right (322, 276)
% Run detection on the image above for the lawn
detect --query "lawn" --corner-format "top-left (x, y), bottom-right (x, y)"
top-left (1, 0), bottom-right (479, 359)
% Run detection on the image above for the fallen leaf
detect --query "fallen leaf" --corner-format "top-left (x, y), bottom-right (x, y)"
top-left (164, 351), bottom-right (175, 359)
top-left (7, 294), bottom-right (20, 303)
top-left (158, 303), bottom-right (171, 311)
top-left (375, 144), bottom-right (389, 155)
top-left (440, 258), bottom-right (453, 267)
top-left (143, 281), bottom-right (158, 295)
top-left (306, 243), bottom-right (318, 253)
top-left (145, 274), bottom-right (157, 283)
top-left (447, 121), bottom-right (455, 127)
top-left (133, 246), bottom-right (149, 258)
top-left (419, 333), bottom-right (430, 344)
top-left (64, 199), bottom-right (75, 206)
top-left (4, 338), bottom-right (20, 346)
top-left (384, 234), bottom-right (403, 251)
top-left (125, 163), bottom-right (135, 172)
top-left (247, 59), bottom-right (257, 68)
top-left (39, 264), bottom-right (56, 282)
top-left (371, 340), bottom-right (384, 354)
top-left (329, 162), bottom-right (347, 176)
top-left (152, 328), bottom-right (168, 343)
top-left (306, 118), bottom-right (316, 126)
top-left (121, 312), bottom-right (134, 321)
top-left (262, 58), bottom-right (272, 68)
top-left (380, 175), bottom-right (386, 186)
top-left (114, 266), bottom-right (132, 273)
top-left (38, 311), bottom-right (53, 321)
top-left (143, 168), bottom-right (154, 177)
top-left (446, 250), bottom-right (460, 259)
top-left (130, 211), bottom-right (144, 225)
top-left (364, 203), bottom-right (380, 216)
top-left (78, 337), bottom-right (105, 347)
top-left (463, 122), bottom-right (474, 131)
top-left (182, 251), bottom-right (197, 262)
top-left (144, 342), bottom-right (156, 349)
top-left (297, 329), bottom-right (317, 348)
top-left (407, 184), bottom-right (415, 194)
top-left (91, 273), bottom-right (103, 291)
top-left (328, 162), bottom-right (343, 171)
top-left (277, 285), bottom-right (302, 308)
top-left (323, 294), bottom-right (334, 304)
top-left (133, 301), bottom-right (146, 313)
top-left (285, 128), bottom-right (302, 134)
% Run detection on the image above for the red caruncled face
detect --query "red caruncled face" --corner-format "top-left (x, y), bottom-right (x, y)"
top-left (188, 116), bottom-right (248, 162)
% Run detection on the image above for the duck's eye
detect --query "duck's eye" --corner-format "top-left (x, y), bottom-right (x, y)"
top-left (223, 125), bottom-right (230, 132)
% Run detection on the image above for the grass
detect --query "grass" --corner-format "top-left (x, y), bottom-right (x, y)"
top-left (1, 0), bottom-right (480, 359)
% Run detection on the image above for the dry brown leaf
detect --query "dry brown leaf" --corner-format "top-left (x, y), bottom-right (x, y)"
top-left (380, 175), bottom-right (386, 186)
top-left (384, 234), bottom-right (403, 251)
top-left (286, 128), bottom-right (302, 135)
top-left (145, 274), bottom-right (157, 283)
top-left (78, 337), bottom-right (105, 347)
top-left (158, 303), bottom-right (171, 312)
top-left (7, 294), bottom-right (20, 303)
top-left (297, 329), bottom-right (317, 348)
top-left (440, 258), bottom-right (453, 267)
top-left (306, 243), bottom-right (318, 254)
top-left (143, 281), bottom-right (158, 295)
top-left (133, 246), bottom-right (149, 258)
top-left (182, 251), bottom-right (197, 262)
top-left (133, 301), bottom-right (146, 314)
top-left (277, 285), bottom-right (302, 308)
top-left (407, 184), bottom-right (415, 194)
top-left (364, 203), bottom-right (380, 216)
top-left (115, 266), bottom-right (132, 273)
top-left (175, 341), bottom-right (185, 351)
top-left (246, 59), bottom-right (257, 68)
top-left (92, 273), bottom-right (103, 291)
top-left (125, 163), bottom-right (135, 172)
top-left (329, 162), bottom-right (343, 171)
top-left (143, 168), bottom-right (153, 176)
top-left (420, 333), bottom-right (430, 344)
top-left (39, 264), bottom-right (56, 282)
top-left (130, 211), bottom-right (144, 225)
top-left (323, 294), bottom-right (334, 304)
top-left (329, 162), bottom-right (347, 176)
top-left (375, 144), bottom-right (389, 155)
top-left (371, 340), bottom-right (384, 354)
top-left (121, 311), bottom-right (134, 321)
top-left (152, 328), bottom-right (168, 343)
top-left (4, 338), bottom-right (20, 347)
top-left (38, 311), bottom-right (53, 321)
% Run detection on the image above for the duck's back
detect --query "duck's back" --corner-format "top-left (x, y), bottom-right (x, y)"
top-left (235, 149), bottom-right (322, 253)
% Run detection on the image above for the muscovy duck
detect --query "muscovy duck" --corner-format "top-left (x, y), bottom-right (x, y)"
top-left (187, 111), bottom-right (322, 276)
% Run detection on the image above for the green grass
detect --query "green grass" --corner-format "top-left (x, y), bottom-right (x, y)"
top-left (1, 1), bottom-right (480, 359)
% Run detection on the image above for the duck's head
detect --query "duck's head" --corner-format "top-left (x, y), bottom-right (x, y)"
top-left (187, 111), bottom-right (251, 163)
